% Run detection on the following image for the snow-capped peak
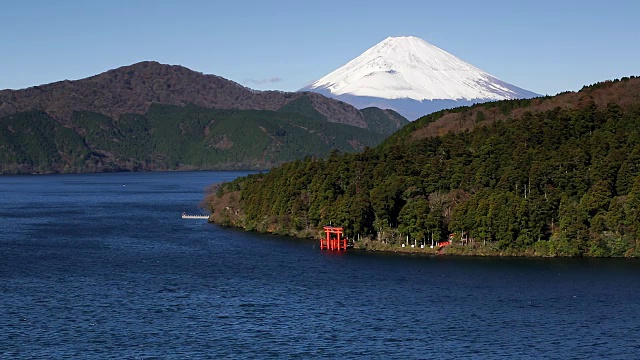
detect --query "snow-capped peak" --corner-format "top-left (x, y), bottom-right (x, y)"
top-left (303, 36), bottom-right (531, 102)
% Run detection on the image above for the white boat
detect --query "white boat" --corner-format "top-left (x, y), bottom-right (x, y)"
top-left (181, 212), bottom-right (209, 219)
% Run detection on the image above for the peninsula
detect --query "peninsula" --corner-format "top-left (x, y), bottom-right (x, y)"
top-left (206, 76), bottom-right (640, 258)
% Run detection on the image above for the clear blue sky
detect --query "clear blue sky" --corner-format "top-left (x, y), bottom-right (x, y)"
top-left (1, 0), bottom-right (638, 96)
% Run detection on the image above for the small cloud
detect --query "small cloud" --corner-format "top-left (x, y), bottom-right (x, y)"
top-left (245, 77), bottom-right (283, 85)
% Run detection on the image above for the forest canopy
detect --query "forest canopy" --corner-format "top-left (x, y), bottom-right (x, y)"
top-left (207, 76), bottom-right (640, 257)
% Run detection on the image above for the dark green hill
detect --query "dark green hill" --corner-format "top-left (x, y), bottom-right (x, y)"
top-left (277, 95), bottom-right (327, 121)
top-left (359, 107), bottom-right (408, 135)
top-left (206, 76), bottom-right (640, 258)
top-left (0, 111), bottom-right (90, 172)
top-left (0, 103), bottom-right (397, 174)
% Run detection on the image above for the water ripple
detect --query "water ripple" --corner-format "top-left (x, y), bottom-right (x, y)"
top-left (1, 172), bottom-right (639, 359)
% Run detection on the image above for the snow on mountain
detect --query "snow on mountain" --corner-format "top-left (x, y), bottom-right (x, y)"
top-left (301, 36), bottom-right (539, 120)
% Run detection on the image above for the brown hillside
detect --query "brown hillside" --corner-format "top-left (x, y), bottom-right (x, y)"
top-left (409, 76), bottom-right (640, 141)
top-left (0, 61), bottom-right (368, 128)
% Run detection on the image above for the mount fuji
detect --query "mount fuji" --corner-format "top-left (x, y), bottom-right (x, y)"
top-left (300, 36), bottom-right (539, 120)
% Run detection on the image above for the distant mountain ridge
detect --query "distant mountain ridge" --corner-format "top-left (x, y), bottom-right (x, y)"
top-left (302, 36), bottom-right (539, 120)
top-left (0, 61), bottom-right (384, 129)
top-left (0, 62), bottom-right (408, 174)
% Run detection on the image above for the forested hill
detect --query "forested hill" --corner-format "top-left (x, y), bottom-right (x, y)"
top-left (207, 76), bottom-right (640, 257)
top-left (386, 76), bottom-right (640, 146)
top-left (0, 62), bottom-right (408, 173)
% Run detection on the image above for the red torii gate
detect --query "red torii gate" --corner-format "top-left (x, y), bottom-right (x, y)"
top-left (320, 226), bottom-right (347, 250)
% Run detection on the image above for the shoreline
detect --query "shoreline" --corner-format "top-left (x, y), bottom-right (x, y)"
top-left (209, 220), bottom-right (640, 259)
top-left (1, 167), bottom-right (266, 176)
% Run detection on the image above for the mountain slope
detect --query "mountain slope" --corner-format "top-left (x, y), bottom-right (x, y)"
top-left (301, 36), bottom-right (539, 120)
top-left (387, 76), bottom-right (640, 145)
top-left (0, 61), bottom-right (403, 130)
top-left (0, 62), bottom-right (408, 174)
top-left (208, 76), bottom-right (640, 257)
top-left (0, 103), bottom-right (391, 174)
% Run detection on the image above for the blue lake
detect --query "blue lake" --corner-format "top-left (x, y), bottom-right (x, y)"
top-left (1, 171), bottom-right (639, 358)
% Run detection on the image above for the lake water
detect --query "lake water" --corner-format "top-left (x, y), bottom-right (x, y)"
top-left (1, 171), bottom-right (639, 359)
